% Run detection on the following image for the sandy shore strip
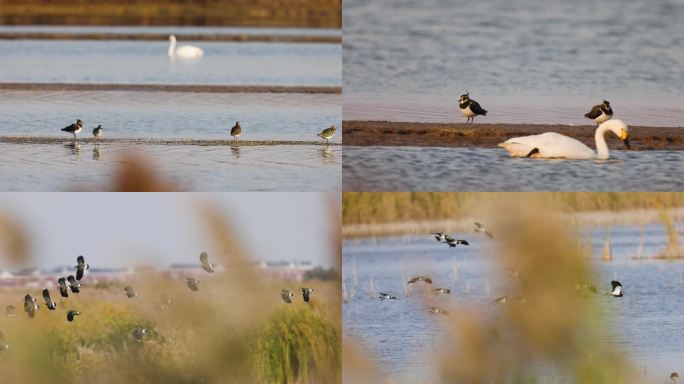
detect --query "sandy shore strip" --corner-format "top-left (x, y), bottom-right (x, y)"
top-left (0, 83), bottom-right (341, 94)
top-left (0, 136), bottom-right (341, 146)
top-left (343, 121), bottom-right (684, 150)
top-left (0, 32), bottom-right (341, 44)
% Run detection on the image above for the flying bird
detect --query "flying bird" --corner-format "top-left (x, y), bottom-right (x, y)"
top-left (75, 255), bottom-right (89, 280)
top-left (23, 294), bottom-right (38, 318)
top-left (446, 238), bottom-right (469, 247)
top-left (281, 290), bottom-right (294, 303)
top-left (186, 278), bottom-right (200, 292)
top-left (67, 275), bottom-right (82, 293)
top-left (458, 92), bottom-right (488, 124)
top-left (473, 222), bottom-right (494, 238)
top-left (432, 232), bottom-right (447, 242)
top-left (428, 307), bottom-right (449, 315)
top-left (58, 277), bottom-right (69, 298)
top-left (133, 327), bottom-right (148, 342)
top-left (584, 100), bottom-right (613, 126)
top-left (407, 276), bottom-right (433, 284)
top-left (66, 310), bottom-right (81, 322)
top-left (124, 286), bottom-right (138, 298)
top-left (379, 292), bottom-right (398, 300)
top-left (199, 252), bottom-right (216, 273)
top-left (609, 280), bottom-right (623, 297)
top-left (301, 288), bottom-right (314, 303)
top-left (5, 305), bottom-right (16, 317)
top-left (230, 122), bottom-right (242, 142)
top-left (42, 289), bottom-right (57, 310)
top-left (61, 119), bottom-right (83, 139)
top-left (432, 288), bottom-right (451, 294)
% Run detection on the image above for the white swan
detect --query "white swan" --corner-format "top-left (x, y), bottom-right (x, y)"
top-left (168, 35), bottom-right (204, 58)
top-left (498, 119), bottom-right (630, 160)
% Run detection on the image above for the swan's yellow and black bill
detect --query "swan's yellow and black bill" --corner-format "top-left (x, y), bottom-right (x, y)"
top-left (620, 129), bottom-right (630, 149)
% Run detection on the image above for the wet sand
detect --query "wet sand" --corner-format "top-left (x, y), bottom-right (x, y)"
top-left (343, 121), bottom-right (684, 150)
top-left (0, 136), bottom-right (340, 147)
top-left (0, 83), bottom-right (341, 94)
top-left (0, 32), bottom-right (341, 44)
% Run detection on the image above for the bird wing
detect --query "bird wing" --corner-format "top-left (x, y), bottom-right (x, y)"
top-left (611, 280), bottom-right (621, 289)
top-left (584, 105), bottom-right (602, 119)
top-left (76, 268), bottom-right (84, 281)
top-left (469, 100), bottom-right (487, 115)
top-left (460, 240), bottom-right (470, 245)
top-left (67, 275), bottom-right (76, 284)
top-left (42, 289), bottom-right (51, 304)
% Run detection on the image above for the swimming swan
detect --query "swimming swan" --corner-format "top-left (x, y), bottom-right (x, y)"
top-left (498, 119), bottom-right (630, 160)
top-left (168, 35), bottom-right (204, 58)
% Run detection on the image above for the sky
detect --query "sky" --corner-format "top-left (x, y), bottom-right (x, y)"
top-left (0, 193), bottom-right (338, 270)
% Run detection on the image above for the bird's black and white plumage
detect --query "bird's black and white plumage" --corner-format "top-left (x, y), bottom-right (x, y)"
top-left (473, 222), bottom-right (494, 238)
top-left (199, 252), bottom-right (216, 273)
top-left (301, 288), bottom-right (314, 303)
top-left (230, 122), bottom-right (242, 141)
top-left (186, 278), bottom-right (199, 292)
top-left (584, 100), bottom-right (613, 126)
top-left (133, 327), bottom-right (147, 342)
top-left (5, 305), bottom-right (16, 317)
top-left (459, 92), bottom-right (487, 124)
top-left (42, 288), bottom-right (57, 310)
top-left (62, 119), bottom-right (83, 139)
top-left (75, 255), bottom-right (89, 280)
top-left (281, 289), bottom-right (294, 303)
top-left (428, 307), bottom-right (449, 315)
top-left (432, 288), bottom-right (451, 294)
top-left (93, 125), bottom-right (103, 141)
top-left (317, 125), bottom-right (336, 143)
top-left (407, 276), bottom-right (433, 284)
top-left (124, 286), bottom-right (138, 298)
top-left (446, 238), bottom-right (469, 247)
top-left (66, 310), bottom-right (80, 322)
top-left (67, 275), bottom-right (82, 293)
top-left (432, 232), bottom-right (447, 242)
top-left (609, 280), bottom-right (623, 297)
top-left (58, 277), bottom-right (69, 298)
top-left (24, 294), bottom-right (38, 318)
top-left (0, 330), bottom-right (8, 351)
top-left (379, 292), bottom-right (397, 300)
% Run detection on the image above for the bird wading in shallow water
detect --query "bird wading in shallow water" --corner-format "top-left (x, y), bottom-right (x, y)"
top-left (230, 122), bottom-right (242, 142)
top-left (62, 119), bottom-right (83, 140)
top-left (92, 125), bottom-right (103, 142)
top-left (317, 125), bottom-right (336, 144)
top-left (458, 91), bottom-right (487, 124)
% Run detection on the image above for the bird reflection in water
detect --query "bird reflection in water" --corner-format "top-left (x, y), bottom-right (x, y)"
top-left (65, 142), bottom-right (81, 156)
top-left (93, 144), bottom-right (102, 160)
top-left (230, 144), bottom-right (241, 159)
top-left (320, 145), bottom-right (335, 163)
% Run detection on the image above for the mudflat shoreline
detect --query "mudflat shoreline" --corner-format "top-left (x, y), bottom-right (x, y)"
top-left (0, 32), bottom-right (341, 44)
top-left (0, 136), bottom-right (341, 146)
top-left (343, 121), bottom-right (684, 150)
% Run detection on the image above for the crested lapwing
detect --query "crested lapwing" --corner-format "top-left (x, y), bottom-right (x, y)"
top-left (407, 276), bottom-right (433, 284)
top-left (431, 232), bottom-right (447, 242)
top-left (66, 310), bottom-right (80, 322)
top-left (62, 119), bottom-right (83, 140)
top-left (317, 125), bottom-right (336, 144)
top-left (75, 255), bottom-right (89, 280)
top-left (671, 372), bottom-right (679, 383)
top-left (42, 289), bottom-right (57, 310)
top-left (474, 222), bottom-right (494, 238)
top-left (124, 286), bottom-right (138, 298)
top-left (301, 288), bottom-right (314, 303)
top-left (5, 305), bottom-right (16, 317)
top-left (432, 288), bottom-right (451, 295)
top-left (67, 275), bottom-right (82, 293)
top-left (199, 252), bottom-right (216, 273)
top-left (186, 277), bottom-right (200, 292)
top-left (379, 292), bottom-right (397, 300)
top-left (23, 294), bottom-right (38, 318)
top-left (609, 280), bottom-right (623, 297)
top-left (58, 277), bottom-right (69, 298)
top-left (230, 121), bottom-right (241, 142)
top-left (446, 238), bottom-right (469, 247)
top-left (458, 92), bottom-right (487, 124)
top-left (584, 100), bottom-right (613, 126)
top-left (281, 289), bottom-right (294, 303)
top-left (428, 307), bottom-right (449, 315)
top-left (0, 330), bottom-right (8, 351)
top-left (133, 327), bottom-right (147, 342)
top-left (93, 125), bottom-right (103, 142)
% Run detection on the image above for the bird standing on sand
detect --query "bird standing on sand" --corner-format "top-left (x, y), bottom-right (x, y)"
top-left (62, 119), bottom-right (83, 140)
top-left (301, 288), bottom-right (314, 303)
top-left (42, 289), bottom-right (57, 310)
top-left (584, 100), bottom-right (613, 126)
top-left (75, 255), bottom-right (89, 280)
top-left (281, 289), bottom-right (294, 303)
top-left (66, 310), bottom-right (80, 322)
top-left (609, 280), bottom-right (623, 297)
top-left (186, 278), bottom-right (200, 292)
top-left (407, 276), bottom-right (433, 284)
top-left (200, 252), bottom-right (216, 273)
top-left (92, 125), bottom-right (103, 142)
top-left (230, 122), bottom-right (242, 142)
top-left (459, 92), bottom-right (487, 124)
top-left (317, 125), bottom-right (336, 144)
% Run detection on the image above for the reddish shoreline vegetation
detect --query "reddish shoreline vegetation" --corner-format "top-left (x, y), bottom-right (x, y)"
top-left (343, 120), bottom-right (684, 150)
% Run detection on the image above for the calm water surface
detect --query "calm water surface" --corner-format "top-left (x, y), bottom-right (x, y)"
top-left (343, 146), bottom-right (684, 191)
top-left (343, 223), bottom-right (684, 383)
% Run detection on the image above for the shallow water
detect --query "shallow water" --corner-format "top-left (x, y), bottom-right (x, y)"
top-left (343, 223), bottom-right (684, 383)
top-left (0, 142), bottom-right (340, 191)
top-left (0, 91), bottom-right (341, 141)
top-left (0, 39), bottom-right (340, 86)
top-left (344, 0), bottom-right (684, 125)
top-left (343, 146), bottom-right (684, 191)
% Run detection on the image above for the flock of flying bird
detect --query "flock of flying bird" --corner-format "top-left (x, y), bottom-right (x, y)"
top-left (60, 119), bottom-right (337, 144)
top-left (376, 222), bottom-right (625, 316)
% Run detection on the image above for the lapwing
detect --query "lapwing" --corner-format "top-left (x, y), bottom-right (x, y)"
top-left (186, 277), bottom-right (200, 292)
top-left (23, 294), bottom-right (38, 318)
top-left (58, 277), bottom-right (69, 298)
top-left (584, 100), bottom-right (613, 126)
top-left (446, 238), bottom-right (469, 247)
top-left (199, 252), bottom-right (216, 273)
top-left (431, 232), bottom-right (447, 242)
top-left (75, 255), bottom-right (89, 280)
top-left (474, 222), bottom-right (494, 238)
top-left (124, 286), bottom-right (138, 298)
top-left (230, 122), bottom-right (242, 142)
top-left (133, 327), bottom-right (147, 342)
top-left (5, 305), bottom-right (16, 317)
top-left (93, 125), bottom-right (103, 142)
top-left (407, 276), bottom-right (433, 284)
top-left (281, 289), bottom-right (294, 303)
top-left (42, 289), bottom-right (57, 310)
top-left (458, 92), bottom-right (487, 124)
top-left (0, 330), bottom-right (8, 351)
top-left (671, 372), bottom-right (679, 383)
top-left (62, 119), bottom-right (83, 140)
top-left (379, 292), bottom-right (397, 300)
top-left (66, 310), bottom-right (80, 322)
top-left (301, 288), bottom-right (314, 303)
top-left (609, 280), bottom-right (623, 297)
top-left (432, 288), bottom-right (451, 295)
top-left (317, 125), bottom-right (336, 144)
top-left (67, 275), bottom-right (82, 293)
top-left (428, 307), bottom-right (449, 315)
